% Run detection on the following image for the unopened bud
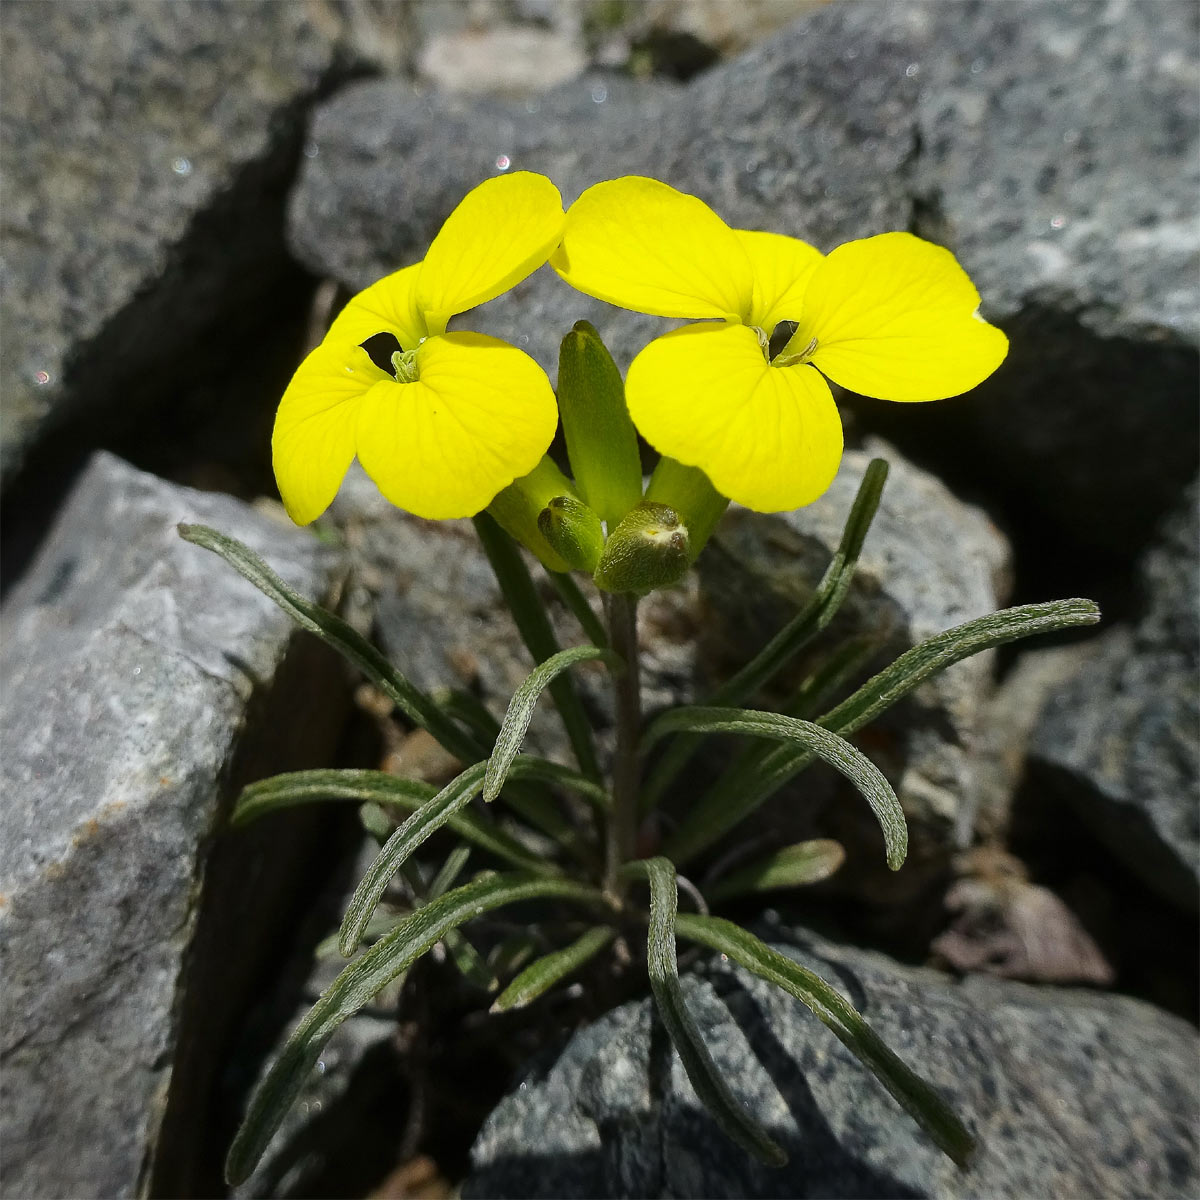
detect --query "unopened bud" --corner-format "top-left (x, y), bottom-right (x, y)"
top-left (593, 502), bottom-right (690, 595)
top-left (537, 495), bottom-right (605, 573)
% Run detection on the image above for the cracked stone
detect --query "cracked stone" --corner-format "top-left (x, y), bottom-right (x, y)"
top-left (467, 925), bottom-right (1199, 1199)
top-left (0, 452), bottom-right (349, 1198)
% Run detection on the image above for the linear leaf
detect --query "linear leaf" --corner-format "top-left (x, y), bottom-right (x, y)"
top-left (225, 873), bottom-right (604, 1185)
top-left (647, 707), bottom-right (907, 870)
top-left (490, 926), bottom-right (616, 1012)
top-left (339, 763), bottom-right (488, 955)
top-left (428, 844), bottom-right (473, 899)
top-left (178, 524), bottom-right (482, 762)
top-left (231, 769), bottom-right (548, 874)
top-left (626, 858), bottom-right (786, 1167)
top-left (668, 597), bottom-right (1100, 864)
top-left (472, 512), bottom-right (601, 780)
top-left (443, 928), bottom-right (498, 991)
top-left (642, 460), bottom-right (887, 810)
top-left (548, 569), bottom-right (609, 648)
top-left (675, 914), bottom-right (975, 1168)
top-left (707, 840), bottom-right (846, 903)
top-left (485, 645), bottom-right (622, 802)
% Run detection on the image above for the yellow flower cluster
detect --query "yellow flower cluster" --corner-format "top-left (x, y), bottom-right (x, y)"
top-left (274, 172), bottom-right (1007, 526)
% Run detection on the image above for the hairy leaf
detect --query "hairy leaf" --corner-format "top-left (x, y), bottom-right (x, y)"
top-left (626, 858), bottom-right (786, 1166)
top-left (647, 707), bottom-right (906, 870)
top-left (178, 524), bottom-right (482, 762)
top-left (668, 598), bottom-right (1100, 863)
top-left (485, 645), bottom-right (622, 802)
top-left (675, 914), bottom-right (975, 1168)
top-left (225, 873), bottom-right (604, 1185)
top-left (490, 926), bottom-right (615, 1012)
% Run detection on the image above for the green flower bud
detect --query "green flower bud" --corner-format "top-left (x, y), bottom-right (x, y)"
top-left (645, 457), bottom-right (729, 560)
top-left (537, 495), bottom-right (605, 573)
top-left (593, 501), bottom-right (690, 595)
top-left (488, 457), bottom-right (577, 573)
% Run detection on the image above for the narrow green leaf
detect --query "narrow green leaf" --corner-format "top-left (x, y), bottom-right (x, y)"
top-left (485, 645), bottom-right (622, 803)
top-left (490, 926), bottom-right (616, 1012)
top-left (509, 755), bottom-right (610, 812)
top-left (231, 769), bottom-right (549, 874)
top-left (557, 320), bottom-right (644, 528)
top-left (626, 858), bottom-right (787, 1167)
top-left (487, 931), bottom-right (541, 977)
top-left (224, 872), bottom-right (605, 1185)
top-left (427, 844), bottom-right (472, 899)
top-left (339, 763), bottom-right (488, 956)
top-left (443, 928), bottom-right (498, 991)
top-left (706, 840), bottom-right (846, 903)
top-left (316, 911), bottom-right (403, 958)
top-left (642, 460), bottom-right (886, 811)
top-left (548, 569), bottom-right (609, 649)
top-left (675, 914), bottom-right (975, 1169)
top-left (178, 524), bottom-right (482, 763)
top-left (668, 597), bottom-right (1100, 864)
top-left (646, 707), bottom-right (907, 870)
top-left (473, 512), bottom-right (602, 780)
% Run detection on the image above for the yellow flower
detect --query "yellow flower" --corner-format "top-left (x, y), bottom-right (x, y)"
top-left (551, 177), bottom-right (1008, 512)
top-left (273, 172), bottom-right (565, 523)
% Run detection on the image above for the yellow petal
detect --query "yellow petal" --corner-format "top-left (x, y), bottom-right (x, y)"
top-left (416, 172), bottom-right (565, 333)
top-left (552, 176), bottom-right (754, 321)
top-left (626, 323), bottom-right (844, 512)
top-left (792, 231), bottom-right (1009, 402)
top-left (326, 262), bottom-right (427, 351)
top-left (735, 229), bottom-right (824, 332)
top-left (355, 332), bottom-right (558, 520)
top-left (272, 342), bottom-right (391, 525)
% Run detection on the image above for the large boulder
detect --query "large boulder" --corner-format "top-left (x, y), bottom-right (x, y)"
top-left (0, 453), bottom-right (349, 1198)
top-left (1031, 481), bottom-right (1200, 913)
top-left (467, 925), bottom-right (1200, 1199)
top-left (287, 0), bottom-right (1197, 558)
top-left (0, 0), bottom-right (369, 485)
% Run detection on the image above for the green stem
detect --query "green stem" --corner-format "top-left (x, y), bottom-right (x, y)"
top-left (604, 592), bottom-right (641, 900)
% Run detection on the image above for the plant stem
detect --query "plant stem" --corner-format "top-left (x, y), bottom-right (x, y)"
top-left (604, 591), bottom-right (641, 900)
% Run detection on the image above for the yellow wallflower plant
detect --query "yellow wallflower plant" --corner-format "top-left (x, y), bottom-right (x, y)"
top-left (552, 176), bottom-right (1009, 513)
top-left (273, 171), bottom-right (565, 523)
top-left (179, 170), bottom-right (1099, 1186)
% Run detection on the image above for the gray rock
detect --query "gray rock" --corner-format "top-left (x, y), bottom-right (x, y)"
top-left (694, 446), bottom-right (1011, 909)
top-left (0, 0), bottom-right (365, 481)
top-left (1032, 480), bottom-right (1200, 912)
top-left (897, 0), bottom-right (1200, 555)
top-left (467, 927), bottom-right (1200, 1199)
top-left (287, 0), bottom-right (1196, 554)
top-left (0, 452), bottom-right (347, 1199)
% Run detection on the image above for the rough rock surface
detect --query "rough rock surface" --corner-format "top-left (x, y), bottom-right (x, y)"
top-left (288, 0), bottom-right (1197, 555)
top-left (694, 446), bottom-right (1011, 908)
top-left (467, 925), bottom-right (1200, 1199)
top-left (0, 453), bottom-right (345, 1199)
top-left (0, 0), bottom-right (364, 481)
top-left (1032, 480), bottom-right (1200, 912)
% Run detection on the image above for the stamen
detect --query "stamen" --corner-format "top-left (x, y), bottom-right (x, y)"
top-left (392, 348), bottom-right (420, 384)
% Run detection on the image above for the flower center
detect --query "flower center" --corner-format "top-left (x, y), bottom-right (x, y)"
top-left (360, 331), bottom-right (420, 383)
top-left (754, 320), bottom-right (819, 367)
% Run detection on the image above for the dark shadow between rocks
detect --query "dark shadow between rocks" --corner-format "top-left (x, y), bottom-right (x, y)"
top-left (0, 64), bottom-right (371, 600)
top-left (713, 979), bottom-right (924, 1200)
top-left (849, 304), bottom-right (1200, 624)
